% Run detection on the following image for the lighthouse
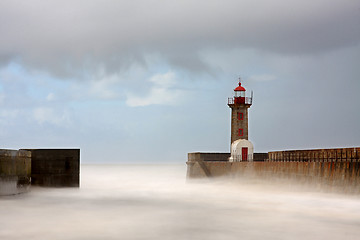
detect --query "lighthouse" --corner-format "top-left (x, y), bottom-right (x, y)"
top-left (228, 79), bottom-right (254, 162)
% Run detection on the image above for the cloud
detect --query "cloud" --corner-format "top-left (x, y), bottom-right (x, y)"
top-left (0, 92), bottom-right (5, 105)
top-left (0, 109), bottom-right (20, 128)
top-left (46, 92), bottom-right (55, 101)
top-left (87, 75), bottom-right (120, 100)
top-left (125, 71), bottom-right (185, 107)
top-left (0, 109), bottom-right (19, 119)
top-left (57, 73), bottom-right (123, 101)
top-left (33, 107), bottom-right (71, 126)
top-left (0, 0), bottom-right (359, 78)
top-left (249, 74), bottom-right (277, 82)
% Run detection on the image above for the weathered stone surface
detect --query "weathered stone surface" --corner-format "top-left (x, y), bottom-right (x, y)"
top-left (254, 153), bottom-right (268, 161)
top-left (0, 149), bottom-right (31, 196)
top-left (187, 149), bottom-right (360, 192)
top-left (24, 149), bottom-right (80, 187)
top-left (188, 152), bottom-right (230, 162)
top-left (268, 147), bottom-right (360, 162)
top-left (187, 160), bottom-right (360, 192)
top-left (229, 104), bottom-right (251, 143)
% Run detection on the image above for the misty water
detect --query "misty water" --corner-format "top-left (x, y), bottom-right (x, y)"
top-left (1, 164), bottom-right (360, 240)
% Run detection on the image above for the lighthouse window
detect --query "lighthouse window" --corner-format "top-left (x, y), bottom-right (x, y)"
top-left (238, 128), bottom-right (243, 136)
top-left (238, 112), bottom-right (243, 120)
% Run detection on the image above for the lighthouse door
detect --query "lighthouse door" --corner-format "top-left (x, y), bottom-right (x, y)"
top-left (242, 147), bottom-right (248, 161)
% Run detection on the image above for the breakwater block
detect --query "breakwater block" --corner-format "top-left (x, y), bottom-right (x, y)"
top-left (0, 149), bottom-right (31, 195)
top-left (25, 149), bottom-right (80, 187)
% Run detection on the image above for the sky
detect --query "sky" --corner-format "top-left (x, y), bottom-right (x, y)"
top-left (0, 0), bottom-right (359, 163)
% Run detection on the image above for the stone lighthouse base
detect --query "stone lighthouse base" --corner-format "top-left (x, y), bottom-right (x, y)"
top-left (229, 139), bottom-right (254, 162)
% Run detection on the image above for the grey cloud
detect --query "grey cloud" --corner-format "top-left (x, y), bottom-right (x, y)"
top-left (0, 0), bottom-right (359, 78)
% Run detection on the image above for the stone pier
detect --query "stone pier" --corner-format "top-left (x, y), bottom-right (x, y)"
top-left (0, 148), bottom-right (80, 196)
top-left (27, 149), bottom-right (80, 187)
top-left (187, 148), bottom-right (360, 192)
top-left (0, 149), bottom-right (31, 196)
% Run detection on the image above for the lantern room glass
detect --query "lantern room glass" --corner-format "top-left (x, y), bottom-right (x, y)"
top-left (235, 91), bottom-right (245, 97)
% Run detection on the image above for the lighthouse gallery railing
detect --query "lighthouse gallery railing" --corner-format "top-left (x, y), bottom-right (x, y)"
top-left (228, 97), bottom-right (252, 105)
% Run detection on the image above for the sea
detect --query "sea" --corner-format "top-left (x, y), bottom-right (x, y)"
top-left (1, 164), bottom-right (360, 240)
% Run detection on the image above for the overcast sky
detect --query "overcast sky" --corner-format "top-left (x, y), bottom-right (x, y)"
top-left (0, 0), bottom-right (359, 163)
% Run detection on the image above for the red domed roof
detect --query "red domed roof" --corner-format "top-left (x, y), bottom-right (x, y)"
top-left (234, 82), bottom-right (246, 91)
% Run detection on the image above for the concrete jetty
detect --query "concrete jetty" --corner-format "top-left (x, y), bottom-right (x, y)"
top-left (27, 149), bottom-right (80, 187)
top-left (0, 149), bottom-right (31, 196)
top-left (0, 148), bottom-right (80, 196)
top-left (186, 148), bottom-right (360, 191)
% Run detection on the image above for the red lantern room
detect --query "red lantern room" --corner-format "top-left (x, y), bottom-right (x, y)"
top-left (234, 82), bottom-right (246, 104)
top-left (228, 79), bottom-right (252, 106)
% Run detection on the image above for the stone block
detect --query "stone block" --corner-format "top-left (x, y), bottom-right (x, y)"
top-left (0, 149), bottom-right (31, 195)
top-left (24, 149), bottom-right (80, 187)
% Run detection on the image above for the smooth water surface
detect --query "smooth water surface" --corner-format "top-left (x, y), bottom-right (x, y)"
top-left (1, 164), bottom-right (360, 240)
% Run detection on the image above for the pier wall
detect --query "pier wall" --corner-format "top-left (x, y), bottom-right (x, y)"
top-left (268, 147), bottom-right (360, 162)
top-left (187, 148), bottom-right (360, 191)
top-left (187, 161), bottom-right (360, 192)
top-left (1, 148), bottom-right (80, 195)
top-left (187, 152), bottom-right (268, 162)
top-left (27, 149), bottom-right (80, 187)
top-left (0, 149), bottom-right (31, 195)
top-left (186, 152), bottom-right (266, 177)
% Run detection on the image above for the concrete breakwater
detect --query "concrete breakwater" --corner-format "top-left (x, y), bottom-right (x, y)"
top-left (0, 149), bottom-right (31, 196)
top-left (0, 149), bottom-right (80, 196)
top-left (29, 149), bottom-right (80, 187)
top-left (187, 161), bottom-right (360, 192)
top-left (269, 147), bottom-right (360, 162)
top-left (187, 148), bottom-right (360, 192)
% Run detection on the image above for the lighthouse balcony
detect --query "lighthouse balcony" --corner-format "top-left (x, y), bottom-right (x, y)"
top-left (228, 97), bottom-right (252, 105)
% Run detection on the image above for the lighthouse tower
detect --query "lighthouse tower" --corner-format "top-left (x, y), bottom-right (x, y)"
top-left (228, 79), bottom-right (254, 162)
